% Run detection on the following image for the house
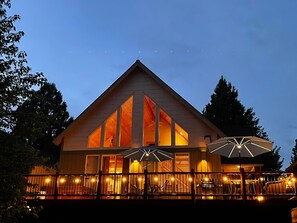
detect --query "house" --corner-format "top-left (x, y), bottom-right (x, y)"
top-left (53, 60), bottom-right (228, 175)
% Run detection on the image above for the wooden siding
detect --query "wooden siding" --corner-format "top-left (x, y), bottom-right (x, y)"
top-left (59, 153), bottom-right (86, 174)
top-left (62, 68), bottom-right (218, 152)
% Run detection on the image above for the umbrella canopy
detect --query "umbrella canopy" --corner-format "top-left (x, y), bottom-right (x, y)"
top-left (120, 146), bottom-right (174, 162)
top-left (207, 136), bottom-right (273, 158)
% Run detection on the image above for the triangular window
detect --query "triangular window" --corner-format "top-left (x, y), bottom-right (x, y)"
top-left (87, 96), bottom-right (133, 148)
top-left (143, 95), bottom-right (188, 146)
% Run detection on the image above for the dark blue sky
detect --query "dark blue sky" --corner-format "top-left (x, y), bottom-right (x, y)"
top-left (9, 0), bottom-right (297, 169)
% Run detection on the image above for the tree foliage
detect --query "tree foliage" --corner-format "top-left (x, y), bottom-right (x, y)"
top-left (0, 0), bottom-right (46, 130)
top-left (12, 82), bottom-right (74, 167)
top-left (0, 131), bottom-right (42, 223)
top-left (0, 1), bottom-right (46, 221)
top-left (290, 139), bottom-right (297, 165)
top-left (202, 76), bottom-right (283, 170)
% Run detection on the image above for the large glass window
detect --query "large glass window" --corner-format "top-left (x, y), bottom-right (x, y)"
top-left (175, 123), bottom-right (188, 146)
top-left (158, 109), bottom-right (171, 146)
top-left (175, 153), bottom-right (190, 172)
top-left (104, 111), bottom-right (117, 147)
top-left (88, 126), bottom-right (101, 148)
top-left (85, 155), bottom-right (99, 174)
top-left (119, 96), bottom-right (133, 147)
top-left (143, 96), bottom-right (156, 146)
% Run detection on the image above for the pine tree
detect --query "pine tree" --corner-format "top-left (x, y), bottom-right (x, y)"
top-left (203, 75), bottom-right (283, 170)
top-left (290, 139), bottom-right (297, 165)
top-left (12, 82), bottom-right (74, 167)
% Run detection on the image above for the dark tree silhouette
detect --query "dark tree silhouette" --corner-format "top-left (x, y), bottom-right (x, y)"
top-left (0, 1), bottom-right (45, 221)
top-left (202, 75), bottom-right (283, 171)
top-left (0, 0), bottom-right (46, 130)
top-left (290, 139), bottom-right (297, 165)
top-left (12, 82), bottom-right (74, 167)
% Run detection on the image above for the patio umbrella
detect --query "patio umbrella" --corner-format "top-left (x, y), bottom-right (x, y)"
top-left (206, 136), bottom-right (273, 159)
top-left (120, 146), bottom-right (174, 169)
top-left (207, 136), bottom-right (273, 201)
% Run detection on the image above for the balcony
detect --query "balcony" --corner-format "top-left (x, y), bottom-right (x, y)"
top-left (24, 170), bottom-right (296, 201)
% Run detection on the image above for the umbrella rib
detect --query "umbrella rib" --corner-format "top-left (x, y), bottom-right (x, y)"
top-left (243, 145), bottom-right (254, 157)
top-left (228, 145), bottom-right (236, 158)
top-left (250, 142), bottom-right (272, 151)
top-left (158, 151), bottom-right (174, 159)
top-left (123, 150), bottom-right (139, 158)
top-left (210, 143), bottom-right (232, 153)
top-left (152, 153), bottom-right (161, 162)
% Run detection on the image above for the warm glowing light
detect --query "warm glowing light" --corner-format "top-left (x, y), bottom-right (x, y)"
top-left (204, 177), bottom-right (209, 182)
top-left (237, 144), bottom-right (242, 149)
top-left (171, 177), bottom-right (175, 181)
top-left (91, 178), bottom-right (96, 183)
top-left (188, 177), bottom-right (193, 182)
top-left (292, 177), bottom-right (296, 182)
top-left (45, 178), bottom-right (51, 183)
top-left (154, 177), bottom-right (158, 182)
top-left (257, 196), bottom-right (264, 202)
top-left (180, 132), bottom-right (183, 135)
top-left (106, 177), bottom-right (110, 182)
top-left (133, 160), bottom-right (138, 163)
top-left (74, 178), bottom-right (80, 183)
top-left (223, 176), bottom-right (228, 182)
top-left (260, 177), bottom-right (264, 181)
top-left (145, 153), bottom-right (149, 156)
top-left (288, 181), bottom-right (292, 186)
top-left (138, 177), bottom-right (142, 182)
top-left (122, 177), bottom-right (127, 182)
top-left (59, 178), bottom-right (66, 183)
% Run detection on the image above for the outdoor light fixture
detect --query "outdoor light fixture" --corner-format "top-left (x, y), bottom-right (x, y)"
top-left (204, 135), bottom-right (211, 144)
top-left (45, 178), bottom-right (51, 183)
top-left (59, 178), bottom-right (66, 183)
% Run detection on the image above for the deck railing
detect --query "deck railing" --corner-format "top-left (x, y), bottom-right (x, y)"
top-left (24, 169), bottom-right (296, 201)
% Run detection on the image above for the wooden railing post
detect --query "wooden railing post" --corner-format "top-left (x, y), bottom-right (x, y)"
top-left (191, 169), bottom-right (195, 202)
top-left (240, 168), bottom-right (247, 201)
top-left (144, 169), bottom-right (148, 200)
top-left (96, 170), bottom-right (102, 199)
top-left (54, 171), bottom-right (59, 200)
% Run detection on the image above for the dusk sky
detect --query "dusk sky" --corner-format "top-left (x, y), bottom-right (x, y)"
top-left (9, 0), bottom-right (297, 169)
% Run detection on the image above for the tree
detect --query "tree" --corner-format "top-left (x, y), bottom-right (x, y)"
top-left (202, 75), bottom-right (283, 171)
top-left (0, 1), bottom-right (45, 221)
top-left (12, 82), bottom-right (74, 168)
top-left (290, 139), bottom-right (297, 165)
top-left (0, 131), bottom-right (42, 223)
top-left (0, 0), bottom-right (46, 130)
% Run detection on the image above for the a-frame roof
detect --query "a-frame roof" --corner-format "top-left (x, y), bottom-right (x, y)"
top-left (53, 59), bottom-right (225, 146)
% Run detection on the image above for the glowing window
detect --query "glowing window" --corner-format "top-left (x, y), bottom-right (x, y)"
top-left (104, 111), bottom-right (117, 147)
top-left (143, 96), bottom-right (156, 146)
top-left (175, 153), bottom-right (190, 172)
top-left (159, 109), bottom-right (171, 146)
top-left (88, 126), bottom-right (101, 148)
top-left (175, 123), bottom-right (188, 146)
top-left (119, 96), bottom-right (133, 147)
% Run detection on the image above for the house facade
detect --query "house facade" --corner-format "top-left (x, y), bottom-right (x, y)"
top-left (53, 60), bottom-right (226, 175)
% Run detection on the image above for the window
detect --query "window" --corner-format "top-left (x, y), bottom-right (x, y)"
top-left (88, 126), bottom-right (101, 148)
top-left (175, 123), bottom-right (188, 146)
